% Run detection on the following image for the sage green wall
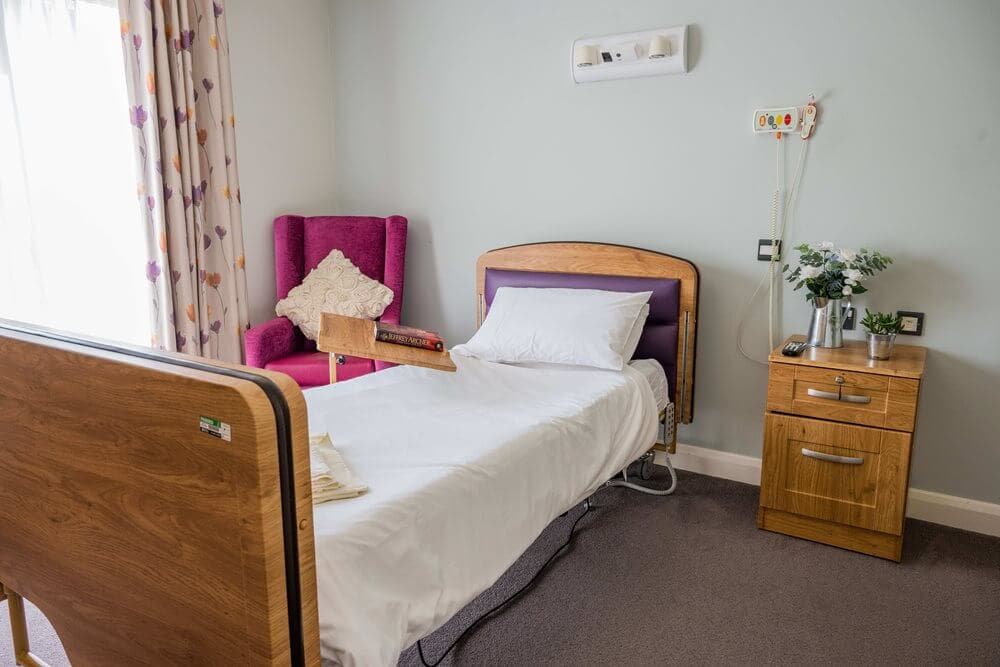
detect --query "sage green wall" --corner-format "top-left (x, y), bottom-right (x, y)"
top-left (326, 0), bottom-right (1000, 503)
top-left (228, 0), bottom-right (337, 326)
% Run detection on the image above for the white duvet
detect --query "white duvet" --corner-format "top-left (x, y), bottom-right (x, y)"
top-left (304, 354), bottom-right (658, 666)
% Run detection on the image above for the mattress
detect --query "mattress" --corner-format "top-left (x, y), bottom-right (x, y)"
top-left (629, 358), bottom-right (669, 412)
top-left (303, 354), bottom-right (659, 666)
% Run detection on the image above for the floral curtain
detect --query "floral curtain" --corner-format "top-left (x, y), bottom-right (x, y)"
top-left (118, 0), bottom-right (249, 362)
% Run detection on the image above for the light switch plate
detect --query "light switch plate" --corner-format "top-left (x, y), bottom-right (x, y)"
top-left (896, 311), bottom-right (924, 336)
top-left (758, 238), bottom-right (781, 261)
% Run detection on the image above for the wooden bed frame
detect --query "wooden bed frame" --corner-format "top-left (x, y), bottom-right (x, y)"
top-left (0, 242), bottom-right (698, 665)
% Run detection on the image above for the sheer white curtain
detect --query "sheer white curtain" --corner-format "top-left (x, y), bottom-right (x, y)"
top-left (0, 0), bottom-right (150, 345)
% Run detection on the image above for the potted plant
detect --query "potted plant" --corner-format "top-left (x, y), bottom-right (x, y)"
top-left (860, 309), bottom-right (903, 360)
top-left (783, 242), bottom-right (893, 348)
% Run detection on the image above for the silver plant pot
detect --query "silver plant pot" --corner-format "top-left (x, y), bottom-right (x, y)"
top-left (867, 333), bottom-right (896, 360)
top-left (806, 297), bottom-right (846, 348)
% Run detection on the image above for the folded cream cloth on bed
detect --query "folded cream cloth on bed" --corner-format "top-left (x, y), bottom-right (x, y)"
top-left (309, 434), bottom-right (368, 503)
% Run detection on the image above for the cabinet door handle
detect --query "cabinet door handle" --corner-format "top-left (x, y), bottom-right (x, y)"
top-left (806, 388), bottom-right (840, 400)
top-left (839, 393), bottom-right (871, 404)
top-left (801, 448), bottom-right (864, 465)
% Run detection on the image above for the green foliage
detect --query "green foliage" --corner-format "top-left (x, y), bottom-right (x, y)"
top-left (860, 309), bottom-right (903, 335)
top-left (782, 242), bottom-right (893, 303)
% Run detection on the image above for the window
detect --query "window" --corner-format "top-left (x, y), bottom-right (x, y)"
top-left (0, 0), bottom-right (150, 345)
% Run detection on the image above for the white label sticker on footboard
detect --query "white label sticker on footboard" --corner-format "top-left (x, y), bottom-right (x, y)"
top-left (199, 416), bottom-right (232, 441)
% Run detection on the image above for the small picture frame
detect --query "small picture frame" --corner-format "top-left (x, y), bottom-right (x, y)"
top-left (895, 311), bottom-right (925, 336)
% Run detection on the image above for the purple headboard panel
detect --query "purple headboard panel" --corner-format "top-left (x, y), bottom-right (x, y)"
top-left (483, 269), bottom-right (681, 403)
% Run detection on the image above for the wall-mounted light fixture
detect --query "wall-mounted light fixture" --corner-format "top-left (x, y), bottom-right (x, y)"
top-left (571, 25), bottom-right (688, 83)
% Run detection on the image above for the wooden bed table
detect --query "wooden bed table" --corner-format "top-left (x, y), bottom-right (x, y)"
top-left (317, 313), bottom-right (456, 383)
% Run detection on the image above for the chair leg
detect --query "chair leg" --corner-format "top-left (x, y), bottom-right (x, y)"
top-left (3, 584), bottom-right (50, 667)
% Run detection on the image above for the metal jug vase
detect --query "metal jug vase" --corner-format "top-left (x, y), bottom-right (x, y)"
top-left (806, 297), bottom-right (847, 348)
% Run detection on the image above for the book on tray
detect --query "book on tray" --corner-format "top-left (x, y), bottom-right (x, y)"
top-left (374, 322), bottom-right (445, 351)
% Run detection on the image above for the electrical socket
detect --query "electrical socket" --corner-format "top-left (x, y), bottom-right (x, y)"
top-left (896, 311), bottom-right (925, 336)
top-left (842, 307), bottom-right (856, 330)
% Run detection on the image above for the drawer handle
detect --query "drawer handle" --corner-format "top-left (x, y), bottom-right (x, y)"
top-left (801, 448), bottom-right (864, 465)
top-left (807, 388), bottom-right (841, 400)
top-left (806, 387), bottom-right (872, 405)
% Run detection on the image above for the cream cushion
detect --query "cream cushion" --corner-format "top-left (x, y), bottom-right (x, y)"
top-left (276, 249), bottom-right (393, 340)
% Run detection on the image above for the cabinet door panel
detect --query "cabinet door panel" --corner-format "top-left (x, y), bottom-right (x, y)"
top-left (761, 414), bottom-right (910, 534)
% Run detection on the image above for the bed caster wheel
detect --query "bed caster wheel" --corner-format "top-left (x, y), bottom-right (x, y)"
top-left (640, 456), bottom-right (654, 480)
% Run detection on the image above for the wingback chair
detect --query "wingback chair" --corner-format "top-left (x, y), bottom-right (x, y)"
top-left (245, 214), bottom-right (407, 388)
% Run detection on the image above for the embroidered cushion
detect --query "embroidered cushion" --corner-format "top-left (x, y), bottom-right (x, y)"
top-left (276, 249), bottom-right (393, 340)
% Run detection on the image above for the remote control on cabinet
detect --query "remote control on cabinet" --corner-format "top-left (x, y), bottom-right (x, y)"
top-left (781, 340), bottom-right (808, 356)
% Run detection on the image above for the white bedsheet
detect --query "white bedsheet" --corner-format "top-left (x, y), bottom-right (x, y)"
top-left (629, 358), bottom-right (669, 412)
top-left (304, 354), bottom-right (658, 666)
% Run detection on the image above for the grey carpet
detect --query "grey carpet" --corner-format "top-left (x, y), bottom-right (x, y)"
top-left (0, 596), bottom-right (68, 667)
top-left (399, 469), bottom-right (1000, 665)
top-left (3, 470), bottom-right (998, 666)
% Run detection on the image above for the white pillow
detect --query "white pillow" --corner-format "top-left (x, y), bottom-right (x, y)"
top-left (454, 287), bottom-right (652, 370)
top-left (622, 303), bottom-right (650, 361)
top-left (275, 249), bottom-right (393, 340)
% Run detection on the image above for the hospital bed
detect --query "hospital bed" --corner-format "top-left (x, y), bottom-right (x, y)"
top-left (0, 242), bottom-right (698, 666)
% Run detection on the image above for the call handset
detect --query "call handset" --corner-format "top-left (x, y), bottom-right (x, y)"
top-left (800, 101), bottom-right (818, 139)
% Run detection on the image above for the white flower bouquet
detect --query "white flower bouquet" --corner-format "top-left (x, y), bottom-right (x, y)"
top-left (783, 242), bottom-right (893, 303)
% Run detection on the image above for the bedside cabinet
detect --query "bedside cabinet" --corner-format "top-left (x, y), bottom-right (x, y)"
top-left (757, 335), bottom-right (926, 561)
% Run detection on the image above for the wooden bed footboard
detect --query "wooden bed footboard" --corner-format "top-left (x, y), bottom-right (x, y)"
top-left (0, 322), bottom-right (320, 665)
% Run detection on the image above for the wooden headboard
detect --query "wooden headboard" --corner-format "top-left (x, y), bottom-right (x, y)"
top-left (475, 242), bottom-right (699, 426)
top-left (0, 322), bottom-right (320, 666)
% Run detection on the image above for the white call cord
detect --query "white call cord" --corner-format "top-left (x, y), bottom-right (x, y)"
top-left (736, 133), bottom-right (810, 365)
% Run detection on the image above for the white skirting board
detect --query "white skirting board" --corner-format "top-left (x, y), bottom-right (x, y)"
top-left (656, 444), bottom-right (1000, 538)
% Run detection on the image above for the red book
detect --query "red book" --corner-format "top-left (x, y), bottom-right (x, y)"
top-left (374, 322), bottom-right (445, 351)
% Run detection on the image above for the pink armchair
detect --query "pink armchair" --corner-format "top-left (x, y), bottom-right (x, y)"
top-left (245, 214), bottom-right (407, 388)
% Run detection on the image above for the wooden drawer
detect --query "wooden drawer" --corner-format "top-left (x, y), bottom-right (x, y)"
top-left (760, 414), bottom-right (911, 535)
top-left (767, 363), bottom-right (920, 431)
